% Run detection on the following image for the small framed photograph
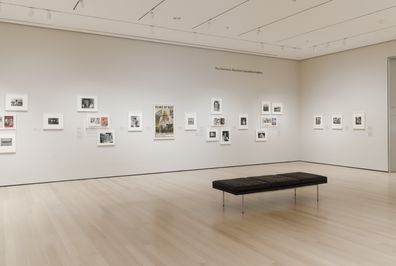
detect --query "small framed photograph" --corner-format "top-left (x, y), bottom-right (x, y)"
top-left (211, 98), bottom-right (222, 115)
top-left (0, 133), bottom-right (16, 153)
top-left (86, 115), bottom-right (110, 129)
top-left (353, 113), bottom-right (366, 130)
top-left (211, 116), bottom-right (226, 127)
top-left (185, 112), bottom-right (197, 131)
top-left (238, 114), bottom-right (248, 130)
top-left (272, 103), bottom-right (283, 115)
top-left (43, 113), bottom-right (64, 130)
top-left (5, 94), bottom-right (28, 111)
top-left (155, 105), bottom-right (175, 140)
top-left (331, 114), bottom-right (343, 130)
top-left (313, 115), bottom-right (324, 129)
top-left (256, 129), bottom-right (268, 142)
top-left (206, 129), bottom-right (219, 142)
top-left (220, 129), bottom-right (231, 145)
top-left (77, 96), bottom-right (98, 112)
top-left (128, 112), bottom-right (143, 132)
top-left (97, 130), bottom-right (115, 146)
top-left (260, 116), bottom-right (272, 127)
top-left (0, 114), bottom-right (16, 130)
top-left (271, 117), bottom-right (278, 127)
top-left (261, 101), bottom-right (271, 115)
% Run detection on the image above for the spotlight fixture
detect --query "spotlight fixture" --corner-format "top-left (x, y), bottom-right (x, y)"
top-left (46, 10), bottom-right (52, 20)
top-left (343, 38), bottom-right (347, 46)
top-left (256, 28), bottom-right (261, 36)
top-left (28, 7), bottom-right (34, 17)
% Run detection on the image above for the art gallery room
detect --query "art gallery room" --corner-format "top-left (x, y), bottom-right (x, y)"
top-left (3, 0), bottom-right (396, 265)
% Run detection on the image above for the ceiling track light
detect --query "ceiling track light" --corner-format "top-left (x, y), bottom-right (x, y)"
top-left (28, 7), bottom-right (34, 17)
top-left (343, 38), bottom-right (347, 46)
top-left (256, 28), bottom-right (261, 36)
top-left (73, 0), bottom-right (84, 11)
top-left (46, 9), bottom-right (52, 20)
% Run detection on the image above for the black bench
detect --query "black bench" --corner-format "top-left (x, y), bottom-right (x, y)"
top-left (212, 172), bottom-right (327, 213)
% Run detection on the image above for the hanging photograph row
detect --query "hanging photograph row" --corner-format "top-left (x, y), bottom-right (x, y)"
top-left (313, 113), bottom-right (366, 130)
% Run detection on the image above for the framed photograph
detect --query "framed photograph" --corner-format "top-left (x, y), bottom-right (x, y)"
top-left (97, 130), bottom-right (115, 146)
top-left (5, 94), bottom-right (28, 111)
top-left (86, 115), bottom-right (110, 129)
top-left (206, 129), bottom-right (219, 142)
top-left (260, 116), bottom-right (272, 127)
top-left (128, 112), bottom-right (143, 132)
top-left (353, 113), bottom-right (366, 130)
top-left (271, 117), bottom-right (278, 127)
top-left (77, 96), bottom-right (98, 112)
top-left (0, 114), bottom-right (16, 130)
top-left (272, 103), bottom-right (283, 115)
top-left (211, 98), bottom-right (222, 115)
top-left (0, 133), bottom-right (16, 153)
top-left (238, 114), bottom-right (248, 130)
top-left (331, 114), bottom-right (343, 130)
top-left (261, 101), bottom-right (271, 115)
top-left (220, 129), bottom-right (231, 145)
top-left (154, 105), bottom-right (175, 139)
top-left (185, 112), bottom-right (197, 131)
top-left (256, 129), bottom-right (268, 142)
top-left (313, 115), bottom-right (324, 129)
top-left (211, 116), bottom-right (226, 127)
top-left (43, 113), bottom-right (64, 130)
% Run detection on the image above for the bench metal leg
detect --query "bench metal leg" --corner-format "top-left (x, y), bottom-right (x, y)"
top-left (294, 188), bottom-right (296, 201)
top-left (241, 195), bottom-right (245, 214)
top-left (222, 191), bottom-right (225, 208)
top-left (317, 185), bottom-right (319, 202)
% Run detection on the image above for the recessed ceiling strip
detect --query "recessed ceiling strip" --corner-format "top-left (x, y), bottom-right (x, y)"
top-left (278, 4), bottom-right (396, 43)
top-left (192, 0), bottom-right (250, 30)
top-left (138, 0), bottom-right (166, 21)
top-left (238, 0), bottom-right (333, 37)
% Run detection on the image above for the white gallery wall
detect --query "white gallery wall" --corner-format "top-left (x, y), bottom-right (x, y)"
top-left (0, 23), bottom-right (300, 186)
top-left (300, 41), bottom-right (396, 171)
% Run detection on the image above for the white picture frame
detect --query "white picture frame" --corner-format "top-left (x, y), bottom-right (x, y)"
top-left (128, 112), bottom-right (143, 132)
top-left (206, 129), bottom-right (219, 142)
top-left (154, 105), bottom-right (175, 140)
top-left (185, 112), bottom-right (197, 131)
top-left (220, 129), bottom-right (231, 145)
top-left (256, 129), bottom-right (268, 142)
top-left (238, 114), bottom-right (248, 130)
top-left (261, 101), bottom-right (271, 115)
top-left (272, 103), bottom-right (283, 115)
top-left (5, 94), bottom-right (28, 111)
top-left (313, 115), bottom-right (324, 129)
top-left (260, 116), bottom-right (272, 127)
top-left (331, 114), bottom-right (343, 130)
top-left (211, 98), bottom-right (222, 115)
top-left (77, 96), bottom-right (98, 112)
top-left (353, 113), bottom-right (366, 130)
top-left (97, 130), bottom-right (115, 146)
top-left (211, 116), bottom-right (226, 127)
top-left (0, 133), bottom-right (16, 153)
top-left (0, 114), bottom-right (16, 130)
top-left (43, 113), bottom-right (64, 130)
top-left (86, 115), bottom-right (110, 129)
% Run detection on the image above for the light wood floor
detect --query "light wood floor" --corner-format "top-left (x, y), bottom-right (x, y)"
top-left (1, 162), bottom-right (396, 265)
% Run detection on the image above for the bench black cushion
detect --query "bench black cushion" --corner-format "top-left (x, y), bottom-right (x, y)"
top-left (212, 172), bottom-right (327, 195)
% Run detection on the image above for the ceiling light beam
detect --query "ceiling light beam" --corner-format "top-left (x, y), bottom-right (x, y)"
top-left (138, 0), bottom-right (166, 21)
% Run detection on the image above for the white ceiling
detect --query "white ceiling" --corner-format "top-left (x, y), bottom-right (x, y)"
top-left (1, 0), bottom-right (396, 60)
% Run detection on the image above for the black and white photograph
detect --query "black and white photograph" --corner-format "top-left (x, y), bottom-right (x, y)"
top-left (261, 101), bottom-right (271, 115)
top-left (86, 115), bottom-right (110, 129)
top-left (77, 96), bottom-right (98, 112)
top-left (238, 114), bottom-right (248, 130)
top-left (272, 103), bottom-right (283, 115)
top-left (313, 115), bottom-right (324, 129)
top-left (256, 129), bottom-right (268, 142)
top-left (206, 129), bottom-right (219, 142)
top-left (128, 112), bottom-right (143, 132)
top-left (97, 131), bottom-right (115, 146)
top-left (260, 116), bottom-right (272, 127)
top-left (0, 114), bottom-right (16, 130)
top-left (185, 112), bottom-right (197, 131)
top-left (43, 113), bottom-right (64, 130)
top-left (271, 117), bottom-right (278, 127)
top-left (5, 94), bottom-right (28, 111)
top-left (353, 112), bottom-right (366, 130)
top-left (211, 98), bottom-right (222, 115)
top-left (220, 129), bottom-right (231, 145)
top-left (211, 116), bottom-right (226, 127)
top-left (0, 133), bottom-right (16, 153)
top-left (331, 114), bottom-right (343, 130)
